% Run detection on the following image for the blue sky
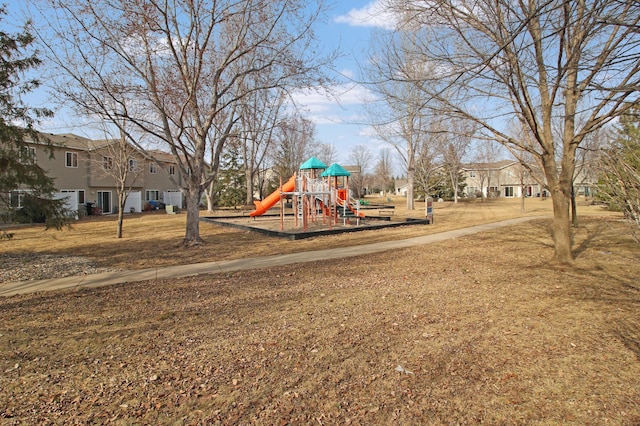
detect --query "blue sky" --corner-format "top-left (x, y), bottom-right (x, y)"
top-left (5, 0), bottom-right (391, 164)
top-left (292, 1), bottom-right (397, 163)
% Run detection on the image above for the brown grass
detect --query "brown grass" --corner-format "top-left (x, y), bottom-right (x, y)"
top-left (1, 198), bottom-right (639, 424)
top-left (0, 196), bottom-right (616, 270)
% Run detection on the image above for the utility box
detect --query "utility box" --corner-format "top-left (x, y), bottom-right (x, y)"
top-left (166, 205), bottom-right (178, 214)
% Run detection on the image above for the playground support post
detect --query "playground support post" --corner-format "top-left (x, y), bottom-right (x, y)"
top-left (280, 176), bottom-right (284, 230)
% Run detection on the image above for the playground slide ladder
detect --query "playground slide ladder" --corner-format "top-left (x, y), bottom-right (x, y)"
top-left (296, 196), bottom-right (304, 219)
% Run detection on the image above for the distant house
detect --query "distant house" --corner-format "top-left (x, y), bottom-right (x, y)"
top-left (8, 132), bottom-right (184, 215)
top-left (461, 159), bottom-right (597, 198)
top-left (395, 178), bottom-right (409, 196)
top-left (461, 160), bottom-right (533, 198)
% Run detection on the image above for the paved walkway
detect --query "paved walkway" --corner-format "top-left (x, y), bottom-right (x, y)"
top-left (0, 216), bottom-right (544, 297)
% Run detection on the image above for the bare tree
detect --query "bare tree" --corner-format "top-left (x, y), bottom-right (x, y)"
top-left (414, 138), bottom-right (441, 198)
top-left (436, 118), bottom-right (475, 203)
top-left (512, 161), bottom-right (529, 213)
top-left (570, 127), bottom-right (606, 225)
top-left (349, 144), bottom-right (374, 198)
top-left (472, 140), bottom-right (503, 200)
top-left (363, 28), bottom-right (434, 210)
top-left (372, 147), bottom-right (395, 194)
top-left (313, 143), bottom-right (338, 167)
top-left (36, 0), bottom-right (333, 246)
top-left (270, 114), bottom-right (317, 182)
top-left (385, 0), bottom-right (640, 264)
top-left (237, 83), bottom-right (287, 206)
top-left (92, 128), bottom-right (145, 238)
top-left (598, 107), bottom-right (640, 242)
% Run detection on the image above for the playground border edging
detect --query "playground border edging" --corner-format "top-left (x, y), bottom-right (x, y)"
top-left (200, 216), bottom-right (429, 240)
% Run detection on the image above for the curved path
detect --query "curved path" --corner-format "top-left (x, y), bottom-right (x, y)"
top-left (1, 216), bottom-right (545, 297)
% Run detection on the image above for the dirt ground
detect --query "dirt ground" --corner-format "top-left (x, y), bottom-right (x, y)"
top-left (1, 199), bottom-right (639, 424)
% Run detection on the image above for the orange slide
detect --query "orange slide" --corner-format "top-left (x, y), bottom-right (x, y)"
top-left (249, 175), bottom-right (296, 217)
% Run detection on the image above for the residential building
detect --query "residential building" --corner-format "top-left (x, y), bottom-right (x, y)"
top-left (461, 159), bottom-right (597, 198)
top-left (395, 178), bottom-right (409, 197)
top-left (9, 132), bottom-right (184, 215)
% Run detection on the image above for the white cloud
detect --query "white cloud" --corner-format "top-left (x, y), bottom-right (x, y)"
top-left (339, 69), bottom-right (355, 79)
top-left (332, 83), bottom-right (378, 106)
top-left (290, 83), bottom-right (377, 120)
top-left (287, 83), bottom-right (383, 158)
top-left (334, 1), bottom-right (397, 30)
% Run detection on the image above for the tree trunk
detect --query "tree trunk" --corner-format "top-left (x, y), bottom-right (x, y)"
top-left (451, 173), bottom-right (459, 203)
top-left (205, 180), bottom-right (215, 213)
top-left (550, 186), bottom-right (573, 264)
top-left (184, 188), bottom-right (203, 246)
top-left (116, 192), bottom-right (125, 239)
top-left (571, 185), bottom-right (578, 227)
top-left (245, 167), bottom-right (254, 205)
top-left (406, 169), bottom-right (415, 210)
top-left (205, 193), bottom-right (214, 213)
top-left (520, 185), bottom-right (525, 213)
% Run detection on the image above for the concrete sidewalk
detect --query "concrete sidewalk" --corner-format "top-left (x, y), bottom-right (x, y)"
top-left (0, 216), bottom-right (544, 297)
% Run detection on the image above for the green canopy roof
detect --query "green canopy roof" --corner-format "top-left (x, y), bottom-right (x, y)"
top-left (299, 156), bottom-right (327, 170)
top-left (320, 162), bottom-right (350, 177)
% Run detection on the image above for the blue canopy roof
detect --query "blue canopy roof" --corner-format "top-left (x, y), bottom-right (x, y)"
top-left (299, 156), bottom-right (327, 170)
top-left (320, 162), bottom-right (350, 177)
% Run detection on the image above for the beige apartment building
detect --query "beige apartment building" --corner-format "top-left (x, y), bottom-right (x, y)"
top-left (461, 160), bottom-right (597, 198)
top-left (13, 133), bottom-right (184, 215)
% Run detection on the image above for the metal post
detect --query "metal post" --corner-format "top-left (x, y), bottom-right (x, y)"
top-left (426, 197), bottom-right (433, 224)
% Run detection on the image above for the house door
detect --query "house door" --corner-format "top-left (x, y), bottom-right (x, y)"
top-left (97, 191), bottom-right (112, 214)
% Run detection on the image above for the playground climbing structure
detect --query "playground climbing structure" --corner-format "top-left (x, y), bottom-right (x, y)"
top-left (249, 157), bottom-right (365, 230)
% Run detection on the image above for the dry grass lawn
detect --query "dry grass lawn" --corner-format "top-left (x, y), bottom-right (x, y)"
top-left (1, 197), bottom-right (639, 424)
top-left (0, 196), bottom-right (618, 270)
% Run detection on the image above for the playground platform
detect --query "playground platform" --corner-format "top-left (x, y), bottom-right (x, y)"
top-left (201, 214), bottom-right (429, 240)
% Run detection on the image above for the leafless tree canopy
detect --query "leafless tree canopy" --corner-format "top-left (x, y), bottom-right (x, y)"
top-left (364, 28), bottom-right (440, 210)
top-left (384, 0), bottom-right (640, 263)
top-left (36, 0), bottom-right (333, 244)
top-left (349, 144), bottom-right (374, 198)
top-left (270, 114), bottom-right (318, 180)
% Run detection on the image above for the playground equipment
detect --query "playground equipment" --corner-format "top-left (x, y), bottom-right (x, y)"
top-left (249, 175), bottom-right (296, 217)
top-left (248, 157), bottom-right (366, 230)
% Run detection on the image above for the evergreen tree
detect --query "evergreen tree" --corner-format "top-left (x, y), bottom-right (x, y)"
top-left (598, 106), bottom-right (640, 242)
top-left (0, 8), bottom-right (68, 229)
top-left (429, 169), bottom-right (466, 200)
top-left (214, 142), bottom-right (247, 208)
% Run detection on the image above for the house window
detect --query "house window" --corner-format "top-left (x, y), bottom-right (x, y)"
top-left (128, 159), bottom-right (138, 172)
top-left (504, 186), bottom-right (514, 197)
top-left (467, 186), bottom-right (478, 195)
top-left (149, 162), bottom-right (158, 174)
top-left (103, 156), bottom-right (113, 170)
top-left (168, 165), bottom-right (175, 175)
top-left (469, 171), bottom-right (476, 178)
top-left (20, 146), bottom-right (36, 164)
top-left (146, 190), bottom-right (159, 201)
top-left (97, 191), bottom-right (112, 214)
top-left (66, 152), bottom-right (78, 168)
top-left (10, 191), bottom-right (28, 208)
top-left (60, 189), bottom-right (85, 204)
